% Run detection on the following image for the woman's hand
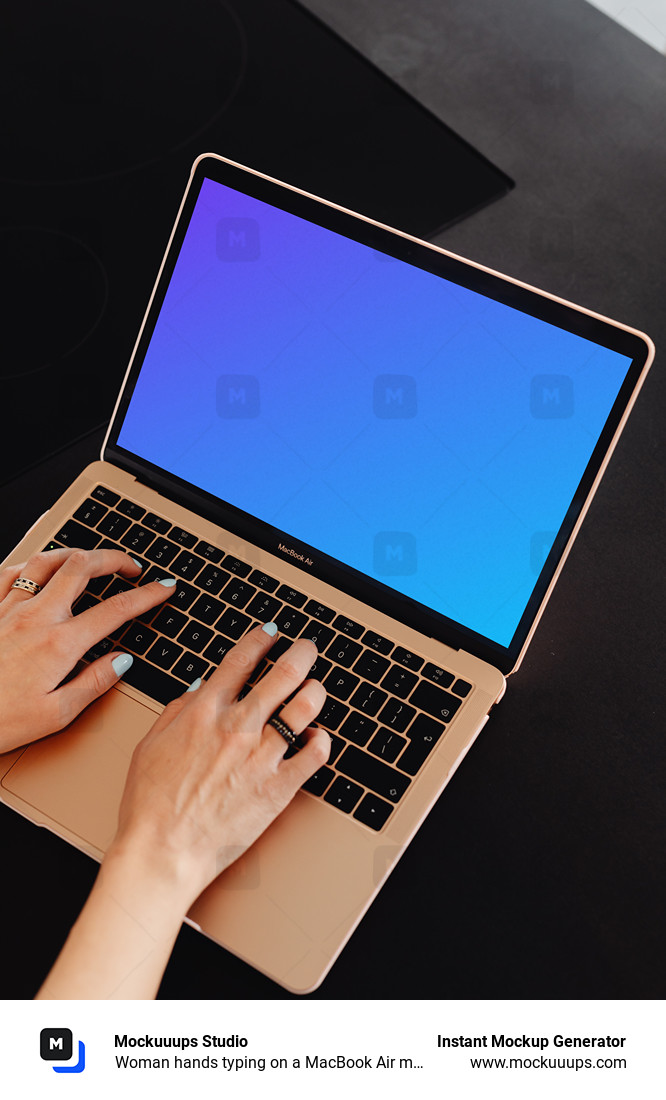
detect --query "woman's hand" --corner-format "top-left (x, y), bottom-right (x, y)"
top-left (0, 546), bottom-right (174, 753)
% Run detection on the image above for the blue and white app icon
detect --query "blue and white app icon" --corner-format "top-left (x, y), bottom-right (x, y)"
top-left (40, 1028), bottom-right (86, 1073)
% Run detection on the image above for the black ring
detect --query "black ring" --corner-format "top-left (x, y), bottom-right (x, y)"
top-left (267, 715), bottom-right (298, 745)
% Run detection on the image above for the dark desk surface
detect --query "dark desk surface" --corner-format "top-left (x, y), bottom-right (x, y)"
top-left (2, 0), bottom-right (665, 998)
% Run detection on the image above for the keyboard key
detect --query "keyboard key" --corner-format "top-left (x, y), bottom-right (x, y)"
top-left (73, 498), bottom-right (108, 527)
top-left (339, 712), bottom-right (377, 747)
top-left (409, 681), bottom-right (461, 723)
top-left (104, 576), bottom-right (134, 600)
top-left (332, 615), bottom-right (364, 639)
top-left (203, 636), bottom-right (235, 666)
top-left (220, 577), bottom-right (255, 608)
top-left (168, 581), bottom-right (199, 612)
top-left (276, 584), bottom-right (307, 608)
top-left (368, 728), bottom-right (407, 763)
top-left (337, 745), bottom-right (410, 803)
top-left (304, 600), bottom-right (335, 623)
top-left (452, 678), bottom-right (472, 697)
top-left (323, 667), bottom-right (360, 701)
top-left (377, 697), bottom-right (416, 733)
top-left (146, 638), bottom-right (183, 670)
top-left (97, 511), bottom-right (132, 540)
top-left (83, 635), bottom-right (115, 662)
top-left (327, 733), bottom-right (346, 765)
top-left (195, 564), bottom-right (230, 594)
top-left (151, 606), bottom-right (188, 638)
top-left (171, 551), bottom-right (206, 581)
top-left (350, 682), bottom-right (388, 716)
top-left (221, 554), bottom-right (251, 577)
top-left (172, 652), bottom-right (208, 683)
top-left (392, 646), bottom-right (424, 671)
top-left (116, 498), bottom-right (145, 520)
top-left (143, 512), bottom-right (171, 534)
top-left (139, 564), bottom-right (174, 586)
top-left (308, 654), bottom-right (332, 681)
top-left (267, 636), bottom-right (292, 662)
top-left (178, 621), bottom-right (214, 653)
top-left (398, 714), bottom-right (445, 775)
top-left (122, 655), bottom-right (184, 704)
top-left (299, 621), bottom-right (335, 651)
top-left (91, 485), bottom-right (120, 506)
top-left (361, 630), bottom-right (393, 655)
top-left (324, 777), bottom-right (363, 813)
top-left (119, 623), bottom-right (158, 655)
top-left (217, 607), bottom-right (251, 640)
top-left (248, 569), bottom-right (279, 592)
top-left (318, 697), bottom-right (349, 730)
top-left (169, 526), bottom-right (197, 548)
top-left (380, 664), bottom-right (417, 699)
top-left (73, 592), bottom-right (99, 615)
top-left (353, 793), bottom-right (393, 831)
top-left (145, 538), bottom-right (180, 567)
top-left (246, 592), bottom-right (281, 622)
top-left (275, 607), bottom-right (308, 638)
top-left (42, 541), bottom-right (62, 553)
top-left (303, 766), bottom-right (335, 797)
top-left (120, 523), bottom-right (156, 555)
top-left (87, 573), bottom-right (113, 597)
top-left (54, 519), bottom-right (101, 550)
top-left (325, 636), bottom-right (362, 668)
top-left (190, 594), bottom-right (225, 626)
top-left (422, 662), bottom-right (454, 688)
top-left (194, 540), bottom-right (223, 563)
top-left (353, 650), bottom-right (390, 682)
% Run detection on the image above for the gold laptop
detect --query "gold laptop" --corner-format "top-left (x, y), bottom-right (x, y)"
top-left (0, 154), bottom-right (653, 992)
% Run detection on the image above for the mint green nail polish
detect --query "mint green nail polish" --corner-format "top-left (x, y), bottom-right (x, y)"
top-left (130, 558), bottom-right (143, 569)
top-left (262, 622), bottom-right (278, 637)
top-left (158, 577), bottom-right (177, 587)
top-left (186, 677), bottom-right (202, 693)
top-left (112, 653), bottom-right (133, 677)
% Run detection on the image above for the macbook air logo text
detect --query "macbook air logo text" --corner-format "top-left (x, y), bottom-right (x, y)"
top-left (217, 374), bottom-right (260, 418)
top-left (373, 374), bottom-right (417, 418)
top-left (530, 374), bottom-right (574, 418)
top-left (278, 543), bottom-right (313, 566)
top-left (216, 217), bottom-right (260, 261)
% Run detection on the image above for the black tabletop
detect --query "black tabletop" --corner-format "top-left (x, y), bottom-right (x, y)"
top-left (2, 0), bottom-right (665, 999)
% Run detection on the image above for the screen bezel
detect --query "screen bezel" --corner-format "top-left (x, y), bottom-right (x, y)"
top-left (104, 154), bottom-right (652, 675)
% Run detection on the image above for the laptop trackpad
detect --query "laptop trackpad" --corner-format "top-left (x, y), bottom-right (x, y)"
top-left (0, 688), bottom-right (157, 853)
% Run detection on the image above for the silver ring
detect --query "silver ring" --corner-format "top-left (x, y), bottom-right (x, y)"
top-left (267, 714), bottom-right (298, 745)
top-left (11, 577), bottom-right (42, 596)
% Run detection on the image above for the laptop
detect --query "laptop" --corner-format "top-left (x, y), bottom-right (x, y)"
top-left (0, 153), bottom-right (654, 993)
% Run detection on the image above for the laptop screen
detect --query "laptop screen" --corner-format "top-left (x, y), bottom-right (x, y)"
top-left (113, 167), bottom-right (646, 663)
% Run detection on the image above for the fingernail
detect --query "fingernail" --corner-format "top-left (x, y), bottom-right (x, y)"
top-left (186, 677), bottom-right (202, 693)
top-left (262, 622), bottom-right (278, 637)
top-left (158, 577), bottom-right (177, 587)
top-left (111, 653), bottom-right (134, 677)
top-left (130, 558), bottom-right (143, 570)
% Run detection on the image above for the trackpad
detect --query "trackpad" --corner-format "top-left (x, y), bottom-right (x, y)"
top-left (1, 689), bottom-right (157, 853)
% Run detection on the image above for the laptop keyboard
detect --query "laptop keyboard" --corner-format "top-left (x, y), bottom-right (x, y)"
top-left (44, 485), bottom-right (473, 832)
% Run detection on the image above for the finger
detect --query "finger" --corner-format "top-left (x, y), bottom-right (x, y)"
top-left (275, 725), bottom-right (331, 789)
top-left (58, 576), bottom-right (176, 658)
top-left (1, 547), bottom-right (81, 604)
top-left (262, 678), bottom-right (326, 756)
top-left (46, 651), bottom-right (135, 731)
top-left (37, 547), bottom-right (144, 608)
top-left (205, 622), bottom-right (281, 706)
top-left (0, 561), bottom-right (27, 601)
top-left (248, 637), bottom-right (318, 719)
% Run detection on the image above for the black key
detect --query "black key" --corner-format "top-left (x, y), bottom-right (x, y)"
top-left (87, 573), bottom-right (113, 597)
top-left (392, 646), bottom-right (424, 671)
top-left (54, 519), bottom-right (101, 550)
top-left (145, 638), bottom-right (183, 670)
top-left (304, 600), bottom-right (335, 623)
top-left (377, 697), bottom-right (416, 733)
top-left (325, 636), bottom-right (362, 668)
top-left (339, 712), bottom-right (377, 747)
top-left (120, 523), bottom-right (156, 555)
top-left (299, 621), bottom-right (335, 651)
top-left (353, 650), bottom-right (390, 682)
top-left (83, 636), bottom-right (115, 662)
top-left (327, 733), bottom-right (346, 765)
top-left (217, 607), bottom-right (251, 640)
top-left (368, 728), bottom-right (407, 763)
top-left (190, 594), bottom-right (225, 626)
top-left (120, 623), bottom-right (158, 655)
top-left (354, 793), bottom-right (393, 831)
top-left (116, 498), bottom-right (145, 520)
top-left (91, 485), bottom-right (120, 506)
top-left (104, 576), bottom-right (134, 600)
top-left (136, 604), bottom-right (161, 626)
top-left (267, 636), bottom-right (292, 662)
top-left (195, 564), bottom-right (230, 594)
top-left (121, 655), bottom-right (184, 705)
top-left (194, 540), bottom-right (223, 563)
top-left (303, 766), bottom-right (335, 797)
top-left (42, 540), bottom-right (62, 553)
top-left (248, 569), bottom-right (279, 592)
top-left (398, 714), bottom-right (445, 775)
top-left (452, 678), bottom-right (472, 698)
top-left (221, 554), bottom-right (251, 577)
top-left (220, 577), bottom-right (255, 608)
top-left (361, 630), bottom-right (393, 655)
top-left (332, 615), bottom-right (364, 639)
top-left (422, 662), bottom-right (454, 688)
top-left (151, 606), bottom-right (188, 638)
top-left (380, 664), bottom-right (418, 699)
top-left (145, 538), bottom-right (180, 567)
top-left (171, 550), bottom-right (206, 581)
top-left (410, 681), bottom-right (461, 723)
top-left (72, 592), bottom-right (99, 615)
top-left (168, 581), bottom-right (199, 612)
top-left (178, 620), bottom-right (214, 653)
top-left (275, 606), bottom-right (308, 638)
top-left (246, 592), bottom-right (281, 623)
top-left (323, 667), bottom-right (360, 701)
top-left (139, 564), bottom-right (173, 586)
top-left (97, 511), bottom-right (132, 540)
top-left (337, 745), bottom-right (410, 803)
top-left (143, 512), bottom-right (171, 535)
top-left (350, 682), bottom-right (388, 716)
top-left (172, 652), bottom-right (208, 683)
top-left (324, 776), bottom-right (363, 813)
top-left (276, 584), bottom-right (307, 608)
top-left (73, 498), bottom-right (108, 527)
top-left (318, 697), bottom-right (349, 731)
top-left (308, 655), bottom-right (332, 681)
top-left (203, 636), bottom-right (235, 665)
top-left (97, 538), bottom-right (123, 552)
top-left (169, 525), bottom-right (197, 549)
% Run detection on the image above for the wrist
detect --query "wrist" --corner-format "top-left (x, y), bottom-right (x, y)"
top-left (101, 835), bottom-right (204, 923)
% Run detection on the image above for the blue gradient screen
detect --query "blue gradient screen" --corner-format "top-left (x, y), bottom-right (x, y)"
top-left (117, 177), bottom-right (632, 647)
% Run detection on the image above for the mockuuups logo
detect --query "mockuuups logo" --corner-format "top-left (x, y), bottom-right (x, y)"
top-left (40, 1028), bottom-right (86, 1074)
